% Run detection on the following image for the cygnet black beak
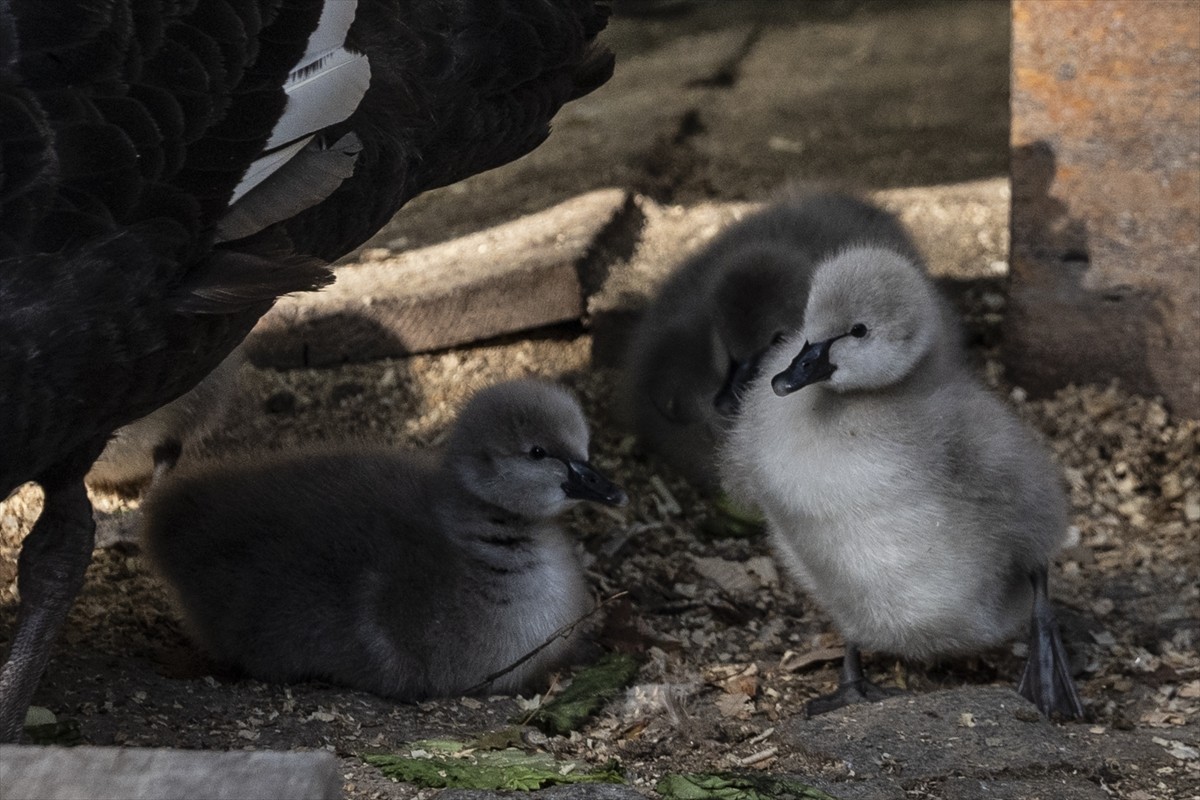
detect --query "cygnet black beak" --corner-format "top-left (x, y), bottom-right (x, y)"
top-left (772, 337), bottom-right (837, 395)
top-left (713, 352), bottom-right (762, 416)
top-left (563, 459), bottom-right (628, 507)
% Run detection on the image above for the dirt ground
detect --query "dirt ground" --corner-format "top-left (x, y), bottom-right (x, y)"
top-left (2, 2), bottom-right (1197, 799)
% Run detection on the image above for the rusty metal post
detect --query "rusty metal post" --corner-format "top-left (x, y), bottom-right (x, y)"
top-left (1006, 0), bottom-right (1199, 416)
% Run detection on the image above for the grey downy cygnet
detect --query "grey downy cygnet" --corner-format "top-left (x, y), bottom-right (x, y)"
top-left (625, 189), bottom-right (919, 491)
top-left (86, 346), bottom-right (246, 491)
top-left (141, 379), bottom-right (628, 700)
top-left (720, 246), bottom-right (1085, 720)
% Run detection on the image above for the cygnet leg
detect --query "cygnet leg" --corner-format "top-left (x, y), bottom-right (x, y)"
top-left (806, 642), bottom-right (892, 716)
top-left (1017, 566), bottom-right (1085, 720)
top-left (0, 475), bottom-right (96, 741)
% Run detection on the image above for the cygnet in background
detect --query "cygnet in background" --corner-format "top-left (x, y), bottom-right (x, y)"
top-left (625, 189), bottom-right (919, 491)
top-left (141, 379), bottom-right (627, 700)
top-left (721, 246), bottom-right (1085, 719)
top-left (86, 346), bottom-right (245, 492)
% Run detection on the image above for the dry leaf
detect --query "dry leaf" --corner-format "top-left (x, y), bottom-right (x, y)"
top-left (691, 557), bottom-right (759, 597)
top-left (705, 663), bottom-right (759, 697)
top-left (715, 693), bottom-right (753, 720)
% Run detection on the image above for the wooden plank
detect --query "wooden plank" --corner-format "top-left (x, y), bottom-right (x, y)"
top-left (247, 190), bottom-right (630, 367)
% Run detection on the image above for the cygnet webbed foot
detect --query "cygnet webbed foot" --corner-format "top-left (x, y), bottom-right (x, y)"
top-left (806, 678), bottom-right (896, 716)
top-left (805, 643), bottom-right (897, 717)
top-left (1017, 567), bottom-right (1086, 720)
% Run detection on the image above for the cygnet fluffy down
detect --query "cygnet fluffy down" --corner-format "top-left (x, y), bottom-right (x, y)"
top-left (142, 379), bottom-right (627, 700)
top-left (720, 246), bottom-right (1085, 719)
top-left (626, 189), bottom-right (919, 491)
top-left (87, 346), bottom-right (245, 491)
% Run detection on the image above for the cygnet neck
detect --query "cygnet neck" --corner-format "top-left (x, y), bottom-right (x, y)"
top-left (435, 461), bottom-right (558, 540)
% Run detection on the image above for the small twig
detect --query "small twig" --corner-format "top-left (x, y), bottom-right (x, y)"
top-left (737, 746), bottom-right (779, 766)
top-left (463, 591), bottom-right (629, 697)
top-left (599, 521), bottom-right (662, 559)
top-left (746, 726), bottom-right (775, 746)
top-left (595, 505), bottom-right (628, 524)
top-left (515, 673), bottom-right (563, 728)
top-left (648, 475), bottom-right (682, 516)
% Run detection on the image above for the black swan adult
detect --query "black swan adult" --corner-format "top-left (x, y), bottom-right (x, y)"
top-left (0, 0), bottom-right (612, 740)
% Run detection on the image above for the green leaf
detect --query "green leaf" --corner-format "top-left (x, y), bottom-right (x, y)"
top-left (519, 652), bottom-right (642, 736)
top-left (656, 772), bottom-right (841, 800)
top-left (362, 746), bottom-right (623, 791)
top-left (701, 495), bottom-right (766, 540)
top-left (24, 706), bottom-right (56, 727)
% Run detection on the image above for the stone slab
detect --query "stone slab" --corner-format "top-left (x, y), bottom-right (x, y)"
top-left (245, 190), bottom-right (630, 367)
top-left (0, 745), bottom-right (340, 800)
top-left (780, 687), bottom-right (1171, 796)
top-left (1006, 0), bottom-right (1200, 417)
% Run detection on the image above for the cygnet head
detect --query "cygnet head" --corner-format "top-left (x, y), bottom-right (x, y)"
top-left (710, 244), bottom-right (810, 415)
top-left (446, 379), bottom-right (627, 518)
top-left (771, 247), bottom-right (939, 396)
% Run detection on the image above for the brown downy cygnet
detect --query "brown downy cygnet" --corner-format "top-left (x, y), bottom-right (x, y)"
top-left (86, 346), bottom-right (245, 491)
top-left (625, 190), bottom-right (918, 491)
top-left (141, 379), bottom-right (627, 700)
top-left (720, 246), bottom-right (1085, 720)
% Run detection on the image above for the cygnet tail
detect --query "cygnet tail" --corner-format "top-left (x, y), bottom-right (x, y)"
top-left (1017, 567), bottom-right (1086, 720)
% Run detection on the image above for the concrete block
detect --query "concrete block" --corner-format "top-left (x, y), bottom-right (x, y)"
top-left (0, 745), bottom-right (340, 800)
top-left (246, 190), bottom-right (630, 367)
top-left (1006, 0), bottom-right (1200, 416)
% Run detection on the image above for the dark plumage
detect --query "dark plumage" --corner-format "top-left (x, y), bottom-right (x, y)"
top-left (86, 345), bottom-right (245, 491)
top-left (0, 0), bottom-right (612, 739)
top-left (142, 379), bottom-right (627, 699)
top-left (624, 189), bottom-right (919, 491)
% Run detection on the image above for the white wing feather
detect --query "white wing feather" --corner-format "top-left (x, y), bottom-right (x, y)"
top-left (226, 0), bottom-right (371, 207)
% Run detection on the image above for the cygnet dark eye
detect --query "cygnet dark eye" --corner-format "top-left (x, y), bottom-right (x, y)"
top-left (770, 331), bottom-right (786, 346)
top-left (529, 445), bottom-right (547, 460)
top-left (849, 323), bottom-right (868, 338)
